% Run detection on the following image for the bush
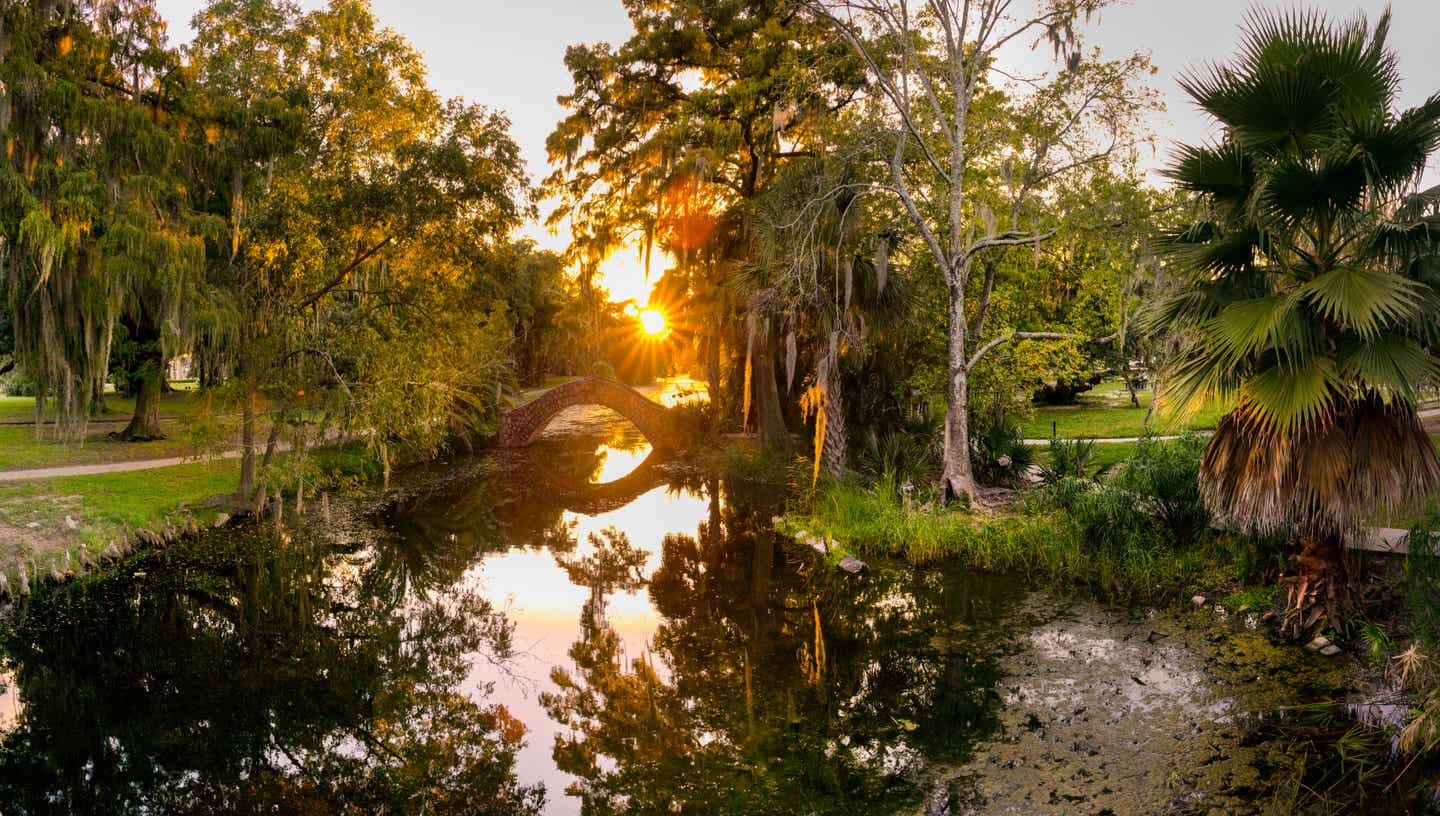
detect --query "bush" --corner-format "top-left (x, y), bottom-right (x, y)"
top-left (1038, 434), bottom-right (1209, 555)
top-left (1038, 437), bottom-right (1095, 484)
top-left (971, 423), bottom-right (1035, 487)
top-left (852, 405), bottom-right (942, 485)
top-left (1107, 434), bottom-right (1208, 546)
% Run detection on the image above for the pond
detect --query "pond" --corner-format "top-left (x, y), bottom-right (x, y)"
top-left (0, 404), bottom-right (1410, 814)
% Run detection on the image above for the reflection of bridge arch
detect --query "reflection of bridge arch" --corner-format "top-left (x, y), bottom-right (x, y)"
top-left (498, 377), bottom-right (688, 450)
top-left (512, 449), bottom-right (672, 515)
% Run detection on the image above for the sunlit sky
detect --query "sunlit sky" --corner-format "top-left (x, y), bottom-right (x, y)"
top-left (155, 0), bottom-right (1440, 304)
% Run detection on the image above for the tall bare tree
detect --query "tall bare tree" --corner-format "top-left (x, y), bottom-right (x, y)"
top-left (806, 0), bottom-right (1156, 498)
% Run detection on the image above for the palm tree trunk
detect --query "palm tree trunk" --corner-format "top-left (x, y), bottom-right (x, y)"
top-left (823, 366), bottom-right (846, 478)
top-left (753, 330), bottom-right (789, 451)
top-left (1283, 531), bottom-right (1350, 638)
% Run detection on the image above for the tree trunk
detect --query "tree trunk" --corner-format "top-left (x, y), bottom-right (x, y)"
top-left (117, 368), bottom-right (165, 441)
top-left (116, 317), bottom-right (166, 441)
top-left (753, 330), bottom-right (789, 451)
top-left (92, 377), bottom-right (109, 416)
top-left (940, 286), bottom-right (977, 500)
top-left (705, 331), bottom-right (723, 417)
top-left (823, 364), bottom-right (846, 478)
top-left (238, 384), bottom-right (258, 501)
top-left (1282, 532), bottom-right (1351, 638)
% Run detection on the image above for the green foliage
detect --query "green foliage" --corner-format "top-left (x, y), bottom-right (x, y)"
top-left (851, 405), bottom-right (943, 485)
top-left (1105, 434), bottom-right (1209, 546)
top-left (1038, 437), bottom-right (1095, 484)
top-left (972, 423), bottom-right (1036, 487)
top-left (1156, 8), bottom-right (1440, 542)
top-left (1042, 436), bottom-right (1209, 552)
top-left (793, 477), bottom-right (1233, 600)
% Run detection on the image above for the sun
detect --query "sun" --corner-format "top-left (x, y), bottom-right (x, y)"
top-left (638, 307), bottom-right (667, 337)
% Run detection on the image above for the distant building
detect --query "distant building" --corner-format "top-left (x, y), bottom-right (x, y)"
top-left (167, 354), bottom-right (193, 382)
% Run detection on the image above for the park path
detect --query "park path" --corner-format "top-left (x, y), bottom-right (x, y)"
top-left (0, 449), bottom-right (252, 482)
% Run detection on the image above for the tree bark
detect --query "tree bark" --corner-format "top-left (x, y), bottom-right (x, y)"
top-left (823, 364), bottom-right (846, 478)
top-left (1283, 532), bottom-right (1351, 638)
top-left (752, 330), bottom-right (789, 451)
top-left (116, 316), bottom-right (166, 441)
top-left (238, 383), bottom-right (258, 501)
top-left (116, 374), bottom-right (165, 441)
top-left (940, 285), bottom-right (977, 500)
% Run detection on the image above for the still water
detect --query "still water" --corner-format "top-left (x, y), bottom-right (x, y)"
top-left (0, 403), bottom-right (1403, 814)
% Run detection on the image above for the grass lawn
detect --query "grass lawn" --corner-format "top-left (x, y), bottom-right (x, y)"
top-left (0, 424), bottom-right (204, 470)
top-left (1019, 381), bottom-right (1230, 439)
top-left (0, 391), bottom-right (234, 471)
top-left (0, 459), bottom-right (240, 578)
top-left (1029, 440), bottom-right (1138, 477)
top-left (0, 443), bottom-right (377, 583)
top-left (0, 390), bottom-right (203, 424)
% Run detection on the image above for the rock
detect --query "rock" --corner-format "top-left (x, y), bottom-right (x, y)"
top-left (1320, 644), bottom-right (1342, 657)
top-left (1307, 636), bottom-right (1330, 651)
top-left (838, 556), bottom-right (866, 574)
top-left (25, 522), bottom-right (39, 529)
top-left (212, 513), bottom-right (231, 529)
top-left (64, 515), bottom-right (79, 530)
top-left (1190, 595), bottom-right (1207, 606)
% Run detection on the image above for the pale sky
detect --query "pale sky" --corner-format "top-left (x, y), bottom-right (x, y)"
top-left (154, 0), bottom-right (1440, 302)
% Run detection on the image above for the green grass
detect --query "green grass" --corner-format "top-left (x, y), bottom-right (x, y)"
top-left (1030, 440), bottom-right (1138, 477)
top-left (787, 479), bottom-right (1240, 600)
top-left (1019, 382), bottom-right (1230, 440)
top-left (0, 442), bottom-right (378, 583)
top-left (1221, 584), bottom-right (1279, 612)
top-left (0, 459), bottom-right (240, 580)
top-left (0, 390), bottom-right (201, 423)
top-left (0, 425), bottom-right (202, 470)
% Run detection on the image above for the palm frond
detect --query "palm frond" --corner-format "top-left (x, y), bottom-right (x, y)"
top-left (1298, 264), bottom-right (1424, 338)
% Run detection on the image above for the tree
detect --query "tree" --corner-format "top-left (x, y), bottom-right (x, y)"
top-left (186, 0), bottom-right (531, 497)
top-left (0, 528), bottom-right (544, 814)
top-left (1156, 9), bottom-right (1440, 634)
top-left (741, 144), bottom-right (912, 478)
top-left (0, 0), bottom-right (210, 441)
top-left (805, 0), bottom-right (1156, 499)
top-left (546, 0), bottom-right (863, 447)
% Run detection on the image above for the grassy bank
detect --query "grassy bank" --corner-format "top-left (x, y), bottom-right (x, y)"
top-left (0, 444), bottom-right (376, 582)
top-left (788, 479), bottom-right (1256, 600)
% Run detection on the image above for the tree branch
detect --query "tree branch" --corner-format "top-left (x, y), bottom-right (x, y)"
top-left (966, 329), bottom-right (1117, 372)
top-left (295, 236), bottom-right (394, 310)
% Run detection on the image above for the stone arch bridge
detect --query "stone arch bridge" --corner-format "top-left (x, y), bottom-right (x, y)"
top-left (497, 377), bottom-right (690, 451)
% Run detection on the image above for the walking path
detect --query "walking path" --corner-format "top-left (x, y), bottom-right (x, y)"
top-left (1021, 433), bottom-right (1193, 446)
top-left (0, 449), bottom-right (249, 482)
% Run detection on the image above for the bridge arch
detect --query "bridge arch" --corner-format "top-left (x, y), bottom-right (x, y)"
top-left (497, 377), bottom-right (689, 451)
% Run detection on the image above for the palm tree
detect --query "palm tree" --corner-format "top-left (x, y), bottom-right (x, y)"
top-left (1157, 9), bottom-right (1440, 635)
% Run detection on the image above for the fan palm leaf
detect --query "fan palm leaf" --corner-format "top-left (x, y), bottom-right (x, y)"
top-left (1157, 8), bottom-right (1440, 634)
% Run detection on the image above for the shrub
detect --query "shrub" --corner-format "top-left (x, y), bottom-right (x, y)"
top-left (852, 405), bottom-right (943, 486)
top-left (1038, 437), bottom-right (1095, 484)
top-left (971, 423), bottom-right (1036, 487)
top-left (1106, 434), bottom-right (1208, 546)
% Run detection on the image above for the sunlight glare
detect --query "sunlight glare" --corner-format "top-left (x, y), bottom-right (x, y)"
top-left (638, 308), bottom-right (667, 337)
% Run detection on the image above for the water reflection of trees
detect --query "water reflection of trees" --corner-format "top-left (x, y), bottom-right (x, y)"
top-left (542, 479), bottom-right (1025, 815)
top-left (0, 530), bottom-right (544, 815)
